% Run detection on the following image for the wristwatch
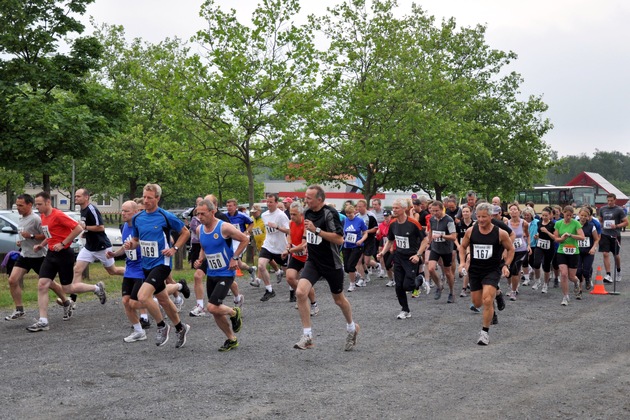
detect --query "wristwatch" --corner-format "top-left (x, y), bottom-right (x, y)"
top-left (232, 256), bottom-right (240, 260)
top-left (30, 234), bottom-right (35, 239)
top-left (174, 246), bottom-right (179, 251)
top-left (315, 227), bottom-right (321, 235)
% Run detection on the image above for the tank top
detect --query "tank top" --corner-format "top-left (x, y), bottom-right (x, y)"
top-left (199, 220), bottom-right (234, 277)
top-left (510, 218), bottom-right (527, 252)
top-left (469, 224), bottom-right (503, 273)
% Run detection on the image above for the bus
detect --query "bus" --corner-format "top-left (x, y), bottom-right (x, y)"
top-left (515, 186), bottom-right (596, 213)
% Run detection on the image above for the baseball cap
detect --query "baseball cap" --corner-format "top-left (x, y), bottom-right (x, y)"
top-left (383, 210), bottom-right (392, 217)
top-left (492, 205), bottom-right (502, 215)
top-left (282, 197), bottom-right (293, 204)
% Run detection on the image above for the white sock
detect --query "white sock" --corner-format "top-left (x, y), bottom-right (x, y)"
top-left (93, 285), bottom-right (100, 293)
top-left (233, 295), bottom-right (241, 304)
top-left (347, 321), bottom-right (356, 333)
top-left (133, 323), bottom-right (143, 333)
top-left (174, 296), bottom-right (183, 304)
top-left (303, 328), bottom-right (312, 337)
top-left (153, 297), bottom-right (158, 303)
top-left (140, 314), bottom-right (148, 321)
top-left (40, 317), bottom-right (48, 324)
top-left (289, 286), bottom-right (294, 291)
top-left (196, 299), bottom-right (204, 307)
top-left (177, 283), bottom-right (183, 291)
top-left (266, 285), bottom-right (273, 293)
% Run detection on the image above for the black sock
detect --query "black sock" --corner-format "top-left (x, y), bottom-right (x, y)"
top-left (157, 320), bottom-right (165, 328)
top-left (607, 272), bottom-right (611, 276)
top-left (16, 306), bottom-right (24, 312)
top-left (482, 327), bottom-right (489, 333)
top-left (175, 322), bottom-right (183, 332)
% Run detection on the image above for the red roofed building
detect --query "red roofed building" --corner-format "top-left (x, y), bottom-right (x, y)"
top-left (566, 172), bottom-right (628, 207)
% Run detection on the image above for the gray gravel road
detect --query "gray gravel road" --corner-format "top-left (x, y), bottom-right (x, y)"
top-left (1, 242), bottom-right (629, 419)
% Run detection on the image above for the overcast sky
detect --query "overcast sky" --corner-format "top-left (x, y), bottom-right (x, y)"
top-left (83, 0), bottom-right (630, 158)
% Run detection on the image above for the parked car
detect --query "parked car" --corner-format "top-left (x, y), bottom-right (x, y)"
top-left (0, 211), bottom-right (20, 255)
top-left (63, 211), bottom-right (122, 252)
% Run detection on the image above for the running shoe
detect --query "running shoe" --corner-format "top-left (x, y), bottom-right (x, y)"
top-left (276, 270), bottom-right (284, 284)
top-left (250, 278), bottom-right (261, 287)
top-left (508, 291), bottom-right (517, 302)
top-left (310, 303), bottom-right (319, 317)
top-left (434, 286), bottom-right (443, 300)
top-left (189, 304), bottom-right (206, 317)
top-left (248, 266), bottom-right (257, 282)
top-left (173, 296), bottom-right (184, 313)
top-left (561, 296), bottom-right (569, 306)
top-left (584, 279), bottom-right (592, 290)
top-left (56, 297), bottom-right (77, 310)
top-left (378, 266), bottom-right (386, 278)
top-left (260, 290), bottom-right (276, 302)
top-left (175, 324), bottom-right (190, 348)
top-left (344, 323), bottom-right (360, 351)
top-left (155, 324), bottom-right (170, 346)
top-left (575, 290), bottom-right (583, 300)
top-left (573, 281), bottom-right (581, 297)
top-left (62, 301), bottom-right (74, 321)
top-left (469, 304), bottom-right (481, 313)
top-left (617, 269), bottom-right (622, 282)
top-left (124, 330), bottom-right (147, 343)
top-left (234, 295), bottom-right (244, 308)
top-left (522, 278), bottom-right (531, 286)
top-left (541, 283), bottom-right (548, 294)
top-left (495, 291), bottom-right (506, 311)
top-left (347, 283), bottom-right (356, 292)
top-left (294, 335), bottom-right (314, 350)
top-left (356, 279), bottom-right (367, 287)
top-left (94, 281), bottom-right (107, 304)
top-left (477, 330), bottom-right (489, 345)
top-left (447, 293), bottom-right (455, 304)
top-left (396, 311), bottom-right (411, 319)
top-left (603, 274), bottom-right (612, 284)
top-left (140, 318), bottom-right (151, 329)
top-left (219, 338), bottom-right (239, 352)
top-left (422, 279), bottom-right (431, 295)
top-left (411, 289), bottom-right (420, 298)
top-left (553, 277), bottom-right (559, 288)
top-left (531, 280), bottom-right (541, 291)
top-left (460, 289), bottom-right (467, 298)
top-left (5, 310), bottom-right (25, 321)
top-left (26, 320), bottom-right (49, 332)
top-left (230, 307), bottom-right (242, 333)
top-left (178, 279), bottom-right (191, 299)
top-left (364, 273), bottom-right (371, 283)
top-left (385, 280), bottom-right (395, 287)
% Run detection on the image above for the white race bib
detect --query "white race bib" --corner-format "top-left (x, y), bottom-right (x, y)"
top-left (538, 239), bottom-right (551, 250)
top-left (563, 245), bottom-right (577, 255)
top-left (266, 225), bottom-right (277, 234)
top-left (306, 230), bottom-right (322, 245)
top-left (473, 244), bottom-right (493, 260)
top-left (205, 252), bottom-right (227, 270)
top-left (513, 238), bottom-right (523, 249)
top-left (17, 227), bottom-right (24, 244)
top-left (125, 248), bottom-right (138, 261)
top-left (432, 230), bottom-right (445, 242)
top-left (603, 220), bottom-right (614, 229)
top-left (395, 235), bottom-right (410, 249)
top-left (252, 227), bottom-right (263, 236)
top-left (578, 237), bottom-right (590, 248)
top-left (345, 233), bottom-right (357, 243)
top-left (42, 225), bottom-right (52, 239)
top-left (140, 240), bottom-right (159, 258)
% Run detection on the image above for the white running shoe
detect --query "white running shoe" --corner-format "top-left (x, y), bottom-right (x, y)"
top-left (385, 279), bottom-right (395, 287)
top-left (396, 311), bottom-right (411, 319)
top-left (356, 279), bottom-right (367, 287)
top-left (561, 296), bottom-right (569, 306)
top-left (124, 330), bottom-right (147, 343)
top-left (532, 280), bottom-right (541, 290)
top-left (477, 330), bottom-right (489, 345)
top-left (189, 304), bottom-right (207, 317)
top-left (310, 303), bottom-right (319, 317)
top-left (541, 283), bottom-right (548, 294)
top-left (347, 283), bottom-right (356, 292)
top-left (422, 279), bottom-right (431, 295)
top-left (234, 294), bottom-right (244, 308)
top-left (522, 279), bottom-right (531, 286)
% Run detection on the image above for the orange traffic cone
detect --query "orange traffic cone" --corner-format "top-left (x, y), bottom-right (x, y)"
top-left (236, 267), bottom-right (243, 277)
top-left (590, 266), bottom-right (609, 295)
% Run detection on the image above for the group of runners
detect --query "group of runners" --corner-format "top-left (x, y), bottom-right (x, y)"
top-left (4, 184), bottom-right (627, 348)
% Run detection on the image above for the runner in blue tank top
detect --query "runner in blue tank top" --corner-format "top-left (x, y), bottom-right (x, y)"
top-left (193, 199), bottom-right (250, 352)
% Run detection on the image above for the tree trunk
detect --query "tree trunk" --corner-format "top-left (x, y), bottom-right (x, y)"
top-left (129, 178), bottom-right (138, 200)
top-left (43, 173), bottom-right (51, 194)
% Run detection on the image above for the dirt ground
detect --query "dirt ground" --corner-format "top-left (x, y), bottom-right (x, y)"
top-left (1, 237), bottom-right (629, 419)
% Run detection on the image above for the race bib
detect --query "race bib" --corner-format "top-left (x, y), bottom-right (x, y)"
top-left (139, 240), bottom-right (159, 258)
top-left (432, 230), bottom-right (445, 242)
top-left (473, 244), bottom-right (493, 260)
top-left (306, 230), bottom-right (322, 245)
top-left (17, 227), bottom-right (24, 244)
top-left (205, 252), bottom-right (227, 270)
top-left (232, 223), bottom-right (241, 231)
top-left (578, 237), bottom-right (590, 248)
top-left (538, 239), bottom-right (551, 250)
top-left (125, 248), bottom-right (138, 261)
top-left (603, 220), bottom-right (614, 229)
top-left (42, 225), bottom-right (52, 239)
top-left (513, 238), bottom-right (523, 248)
top-left (562, 245), bottom-right (577, 255)
top-left (345, 233), bottom-right (357, 243)
top-left (293, 249), bottom-right (305, 256)
top-left (395, 235), bottom-right (410, 249)
top-left (266, 225), bottom-right (277, 234)
top-left (252, 227), bottom-right (263, 236)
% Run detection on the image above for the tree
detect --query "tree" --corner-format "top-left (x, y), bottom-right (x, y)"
top-left (0, 0), bottom-right (126, 192)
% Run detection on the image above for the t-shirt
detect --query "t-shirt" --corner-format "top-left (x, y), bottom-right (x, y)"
top-left (132, 208), bottom-right (185, 270)
top-left (371, 209), bottom-right (384, 224)
top-left (358, 211), bottom-right (378, 242)
top-left (429, 214), bottom-right (456, 254)
top-left (387, 217), bottom-right (424, 256)
top-left (289, 220), bottom-right (307, 262)
top-left (121, 222), bottom-right (143, 279)
top-left (343, 216), bottom-right (368, 249)
top-left (554, 219), bottom-right (582, 255)
top-left (261, 209), bottom-right (290, 254)
top-left (81, 204), bottom-right (112, 251)
top-left (304, 205), bottom-right (343, 270)
top-left (40, 208), bottom-right (79, 250)
top-left (18, 212), bottom-right (46, 258)
top-left (227, 211), bottom-right (253, 233)
top-left (599, 205), bottom-right (626, 237)
top-left (536, 220), bottom-right (555, 251)
top-left (250, 217), bottom-right (266, 250)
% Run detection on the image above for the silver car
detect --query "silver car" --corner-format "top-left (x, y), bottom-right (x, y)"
top-left (0, 211), bottom-right (20, 255)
